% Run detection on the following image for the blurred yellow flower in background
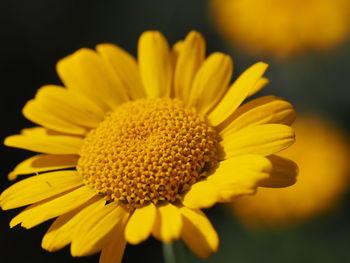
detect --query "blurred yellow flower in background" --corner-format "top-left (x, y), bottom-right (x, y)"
top-left (1, 31), bottom-right (297, 262)
top-left (210, 0), bottom-right (350, 59)
top-left (231, 115), bottom-right (350, 228)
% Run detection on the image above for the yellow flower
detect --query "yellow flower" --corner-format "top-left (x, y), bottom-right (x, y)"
top-left (1, 31), bottom-right (297, 262)
top-left (210, 0), bottom-right (350, 59)
top-left (231, 116), bottom-right (350, 228)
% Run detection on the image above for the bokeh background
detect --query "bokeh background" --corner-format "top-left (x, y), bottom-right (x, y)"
top-left (1, 0), bottom-right (350, 262)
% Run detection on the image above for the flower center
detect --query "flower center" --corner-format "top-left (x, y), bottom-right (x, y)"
top-left (77, 98), bottom-right (219, 210)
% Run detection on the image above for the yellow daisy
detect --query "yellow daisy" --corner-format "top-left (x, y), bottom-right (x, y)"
top-left (1, 31), bottom-right (297, 262)
top-left (210, 0), bottom-right (350, 59)
top-left (231, 115), bottom-right (350, 228)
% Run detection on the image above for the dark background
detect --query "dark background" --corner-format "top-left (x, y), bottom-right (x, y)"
top-left (1, 0), bottom-right (350, 262)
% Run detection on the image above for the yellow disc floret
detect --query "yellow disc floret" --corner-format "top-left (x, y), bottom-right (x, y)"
top-left (77, 98), bottom-right (219, 210)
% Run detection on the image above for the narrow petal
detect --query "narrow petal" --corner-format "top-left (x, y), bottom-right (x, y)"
top-left (247, 77), bottom-right (269, 97)
top-left (99, 228), bottom-right (126, 263)
top-left (23, 100), bottom-right (87, 135)
top-left (4, 127), bottom-right (83, 154)
top-left (221, 124), bottom-right (295, 158)
top-left (170, 40), bottom-right (184, 96)
top-left (258, 155), bottom-right (298, 188)
top-left (71, 203), bottom-right (129, 257)
top-left (23, 85), bottom-right (104, 132)
top-left (152, 204), bottom-right (182, 243)
top-left (42, 197), bottom-right (105, 252)
top-left (0, 170), bottom-right (83, 210)
top-left (124, 203), bottom-right (156, 244)
top-left (174, 31), bottom-right (205, 101)
top-left (171, 40), bottom-right (184, 69)
top-left (182, 181), bottom-right (220, 209)
top-left (97, 44), bottom-right (145, 99)
top-left (138, 31), bottom-right (172, 98)
top-left (10, 186), bottom-right (96, 229)
top-left (56, 48), bottom-right (128, 111)
top-left (180, 207), bottom-right (218, 258)
top-left (8, 154), bottom-right (78, 181)
top-left (208, 62), bottom-right (268, 126)
top-left (183, 155), bottom-right (273, 208)
top-left (207, 155), bottom-right (273, 203)
top-left (188, 52), bottom-right (233, 114)
top-left (217, 185), bottom-right (260, 203)
top-left (219, 96), bottom-right (296, 135)
top-left (208, 154), bottom-right (273, 183)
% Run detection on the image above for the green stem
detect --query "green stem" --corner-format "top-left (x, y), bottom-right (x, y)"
top-left (162, 243), bottom-right (176, 263)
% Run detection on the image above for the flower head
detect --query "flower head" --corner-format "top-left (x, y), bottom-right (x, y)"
top-left (231, 116), bottom-right (350, 228)
top-left (210, 0), bottom-right (350, 59)
top-left (1, 31), bottom-right (297, 262)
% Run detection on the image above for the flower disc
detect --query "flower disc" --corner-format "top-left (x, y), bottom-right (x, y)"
top-left (77, 98), bottom-right (219, 209)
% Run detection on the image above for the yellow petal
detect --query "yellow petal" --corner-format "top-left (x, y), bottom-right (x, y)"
top-left (217, 185), bottom-right (259, 203)
top-left (247, 77), bottom-right (269, 97)
top-left (183, 154), bottom-right (273, 208)
top-left (96, 44), bottom-right (145, 99)
top-left (99, 227), bottom-right (126, 263)
top-left (56, 48), bottom-right (128, 111)
top-left (180, 207), bottom-right (218, 258)
top-left (171, 40), bottom-right (184, 69)
top-left (174, 31), bottom-right (205, 100)
top-left (24, 85), bottom-right (104, 131)
top-left (4, 127), bottom-right (83, 154)
top-left (258, 155), bottom-right (298, 188)
top-left (188, 52), bottom-right (233, 114)
top-left (152, 204), bottom-right (182, 243)
top-left (42, 197), bottom-right (105, 252)
top-left (8, 154), bottom-right (78, 181)
top-left (182, 181), bottom-right (220, 209)
top-left (10, 186), bottom-right (96, 229)
top-left (208, 154), bottom-right (273, 183)
top-left (124, 203), bottom-right (156, 244)
top-left (208, 62), bottom-right (268, 126)
top-left (221, 124), bottom-right (295, 158)
top-left (219, 96), bottom-right (296, 135)
top-left (206, 155), bottom-right (273, 202)
top-left (23, 100), bottom-right (87, 135)
top-left (71, 202), bottom-right (129, 257)
top-left (0, 170), bottom-right (83, 210)
top-left (138, 31), bottom-right (172, 98)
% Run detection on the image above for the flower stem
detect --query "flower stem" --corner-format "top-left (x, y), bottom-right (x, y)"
top-left (162, 243), bottom-right (176, 263)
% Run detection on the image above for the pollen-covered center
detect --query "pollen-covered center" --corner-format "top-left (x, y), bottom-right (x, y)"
top-left (77, 98), bottom-right (218, 210)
